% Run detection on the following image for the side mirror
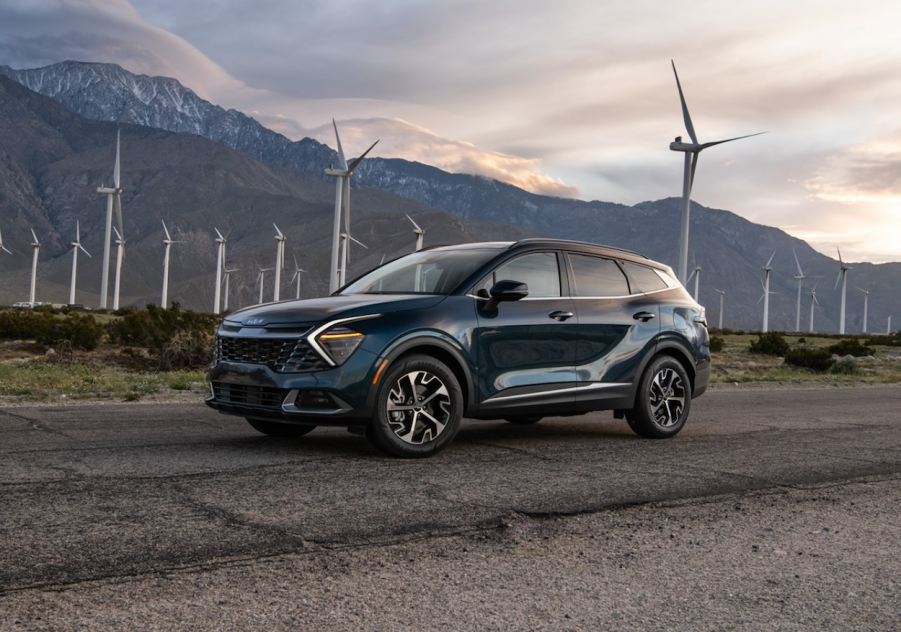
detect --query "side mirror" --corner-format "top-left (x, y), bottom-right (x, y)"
top-left (485, 280), bottom-right (529, 310)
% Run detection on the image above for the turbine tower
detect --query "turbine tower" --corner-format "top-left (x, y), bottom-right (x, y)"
top-left (888, 315), bottom-right (893, 335)
top-left (669, 62), bottom-right (765, 283)
top-left (406, 214), bottom-right (425, 251)
top-left (28, 229), bottom-right (40, 304)
top-left (857, 287), bottom-right (869, 334)
top-left (222, 266), bottom-right (239, 312)
top-left (68, 221), bottom-right (91, 305)
top-left (161, 221), bottom-right (178, 309)
top-left (273, 224), bottom-right (286, 301)
top-left (834, 248), bottom-right (852, 334)
top-left (809, 280), bottom-right (820, 333)
top-left (324, 120), bottom-right (378, 293)
top-left (290, 255), bottom-right (306, 300)
top-left (758, 251), bottom-right (776, 333)
top-left (96, 130), bottom-right (125, 309)
top-left (686, 251), bottom-right (701, 301)
top-left (339, 233), bottom-right (368, 287)
top-left (256, 265), bottom-right (273, 304)
top-left (213, 228), bottom-right (227, 314)
top-left (713, 288), bottom-right (725, 329)
top-left (112, 228), bottom-right (125, 310)
top-left (0, 221), bottom-right (14, 304)
top-left (792, 249), bottom-right (806, 332)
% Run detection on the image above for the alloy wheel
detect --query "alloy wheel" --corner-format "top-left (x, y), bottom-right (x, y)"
top-left (387, 370), bottom-right (452, 444)
top-left (649, 367), bottom-right (685, 427)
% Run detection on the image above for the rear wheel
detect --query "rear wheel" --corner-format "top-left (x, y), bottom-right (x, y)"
top-left (625, 356), bottom-right (691, 439)
top-left (504, 416), bottom-right (543, 425)
top-left (246, 418), bottom-right (316, 438)
top-left (366, 354), bottom-right (463, 458)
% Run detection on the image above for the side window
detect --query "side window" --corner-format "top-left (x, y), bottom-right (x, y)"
top-left (568, 254), bottom-right (630, 297)
top-left (477, 252), bottom-right (561, 297)
top-left (621, 261), bottom-right (669, 294)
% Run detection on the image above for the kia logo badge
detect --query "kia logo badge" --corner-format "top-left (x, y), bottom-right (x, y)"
top-left (245, 318), bottom-right (264, 325)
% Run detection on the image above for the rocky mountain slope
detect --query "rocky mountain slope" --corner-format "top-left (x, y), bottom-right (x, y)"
top-left (1, 62), bottom-right (898, 332)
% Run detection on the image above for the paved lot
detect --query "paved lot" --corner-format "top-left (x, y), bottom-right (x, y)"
top-left (1, 385), bottom-right (900, 629)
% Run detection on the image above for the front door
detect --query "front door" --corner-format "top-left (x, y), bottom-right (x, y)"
top-left (473, 251), bottom-right (579, 414)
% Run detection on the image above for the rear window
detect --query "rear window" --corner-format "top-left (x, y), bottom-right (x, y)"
top-left (568, 254), bottom-right (630, 297)
top-left (621, 261), bottom-right (669, 294)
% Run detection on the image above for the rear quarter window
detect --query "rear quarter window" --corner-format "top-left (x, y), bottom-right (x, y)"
top-left (621, 261), bottom-right (670, 294)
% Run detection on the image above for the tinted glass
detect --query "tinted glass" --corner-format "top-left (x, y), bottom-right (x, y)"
top-left (342, 249), bottom-right (498, 295)
top-left (621, 261), bottom-right (669, 293)
top-left (569, 254), bottom-right (629, 296)
top-left (477, 252), bottom-right (561, 297)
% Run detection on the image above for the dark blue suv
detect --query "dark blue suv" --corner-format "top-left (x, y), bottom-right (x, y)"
top-left (206, 239), bottom-right (711, 457)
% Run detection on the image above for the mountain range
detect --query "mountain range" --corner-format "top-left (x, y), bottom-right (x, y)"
top-left (0, 61), bottom-right (897, 333)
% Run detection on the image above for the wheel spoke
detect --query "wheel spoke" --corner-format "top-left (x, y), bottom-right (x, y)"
top-left (387, 370), bottom-right (452, 445)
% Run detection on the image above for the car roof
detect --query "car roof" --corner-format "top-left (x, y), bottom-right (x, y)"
top-left (431, 238), bottom-right (665, 269)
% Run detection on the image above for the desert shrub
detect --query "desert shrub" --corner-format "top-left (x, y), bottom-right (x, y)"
top-left (797, 337), bottom-right (806, 345)
top-left (0, 309), bottom-right (56, 340)
top-left (784, 348), bottom-right (834, 372)
top-left (54, 313), bottom-right (104, 351)
top-left (828, 339), bottom-right (874, 357)
top-left (106, 302), bottom-right (218, 370)
top-left (865, 335), bottom-right (901, 348)
top-left (749, 332), bottom-right (790, 356)
top-left (830, 359), bottom-right (860, 375)
top-left (708, 335), bottom-right (725, 353)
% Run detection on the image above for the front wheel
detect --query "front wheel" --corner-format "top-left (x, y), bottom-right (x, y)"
top-left (366, 354), bottom-right (463, 458)
top-left (246, 418), bottom-right (316, 438)
top-left (625, 356), bottom-right (691, 439)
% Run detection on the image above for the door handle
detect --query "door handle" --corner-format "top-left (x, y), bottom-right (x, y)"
top-left (633, 311), bottom-right (656, 322)
top-left (548, 310), bottom-right (574, 321)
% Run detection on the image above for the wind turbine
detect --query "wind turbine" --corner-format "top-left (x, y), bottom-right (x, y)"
top-left (28, 229), bottom-right (40, 304)
top-left (256, 265), bottom-right (273, 305)
top-left (112, 227), bottom-right (126, 310)
top-left (222, 266), bottom-right (239, 312)
top-left (405, 214), bottom-right (425, 251)
top-left (213, 228), bottom-right (227, 314)
top-left (290, 255), bottom-right (306, 300)
top-left (273, 224), bottom-right (286, 301)
top-left (888, 315), bottom-right (893, 335)
top-left (792, 249), bottom-right (806, 332)
top-left (96, 130), bottom-right (125, 309)
top-left (758, 251), bottom-right (776, 333)
top-left (834, 247), bottom-right (852, 334)
top-left (686, 251), bottom-right (701, 301)
top-left (808, 280), bottom-right (820, 333)
top-left (324, 119), bottom-right (379, 293)
top-left (713, 288), bottom-right (725, 329)
top-left (857, 287), bottom-right (869, 334)
top-left (160, 221), bottom-right (179, 309)
top-left (669, 62), bottom-right (765, 283)
top-left (0, 221), bottom-right (14, 304)
top-left (68, 221), bottom-right (91, 305)
top-left (339, 233), bottom-right (368, 287)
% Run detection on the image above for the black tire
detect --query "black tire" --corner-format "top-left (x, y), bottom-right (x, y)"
top-left (366, 354), bottom-right (463, 458)
top-left (625, 355), bottom-right (691, 439)
top-left (504, 416), bottom-right (543, 425)
top-left (246, 418), bottom-right (316, 438)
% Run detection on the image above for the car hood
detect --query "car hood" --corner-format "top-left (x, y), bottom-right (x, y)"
top-left (224, 294), bottom-right (446, 327)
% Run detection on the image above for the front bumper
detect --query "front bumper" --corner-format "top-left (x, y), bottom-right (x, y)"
top-left (205, 349), bottom-right (378, 425)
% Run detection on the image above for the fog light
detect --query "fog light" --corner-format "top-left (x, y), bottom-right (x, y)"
top-left (295, 389), bottom-right (336, 409)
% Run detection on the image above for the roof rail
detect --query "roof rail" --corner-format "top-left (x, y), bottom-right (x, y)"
top-left (511, 238), bottom-right (649, 259)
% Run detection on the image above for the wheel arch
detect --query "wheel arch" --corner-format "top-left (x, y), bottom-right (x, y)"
top-left (653, 339), bottom-right (697, 393)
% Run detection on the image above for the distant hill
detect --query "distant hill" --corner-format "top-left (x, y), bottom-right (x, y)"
top-left (1, 62), bottom-right (899, 332)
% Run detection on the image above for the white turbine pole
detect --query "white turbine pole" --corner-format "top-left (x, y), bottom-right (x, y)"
top-left (161, 221), bottom-right (173, 309)
top-left (223, 267), bottom-right (238, 312)
top-left (113, 231), bottom-right (124, 311)
top-left (809, 281), bottom-right (819, 333)
top-left (96, 130), bottom-right (123, 309)
top-left (835, 248), bottom-right (851, 335)
top-left (324, 120), bottom-right (379, 293)
top-left (256, 267), bottom-right (273, 305)
top-left (0, 222), bottom-right (12, 305)
top-left (69, 220), bottom-right (91, 305)
top-left (213, 228), bottom-right (226, 315)
top-left (888, 315), bottom-right (892, 335)
top-left (290, 255), bottom-right (305, 300)
top-left (669, 62), bottom-right (765, 283)
top-left (713, 288), bottom-right (725, 329)
top-left (273, 224), bottom-right (285, 301)
top-left (759, 251), bottom-right (775, 333)
top-left (858, 288), bottom-right (869, 334)
top-left (29, 228), bottom-right (40, 304)
top-left (792, 249), bottom-right (806, 332)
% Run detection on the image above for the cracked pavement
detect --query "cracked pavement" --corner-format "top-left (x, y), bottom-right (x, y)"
top-left (1, 385), bottom-right (900, 628)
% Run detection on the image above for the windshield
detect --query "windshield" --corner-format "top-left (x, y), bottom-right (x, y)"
top-left (341, 249), bottom-right (499, 295)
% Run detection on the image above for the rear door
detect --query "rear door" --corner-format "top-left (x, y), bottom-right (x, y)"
top-left (473, 251), bottom-right (579, 413)
top-left (566, 253), bottom-right (661, 408)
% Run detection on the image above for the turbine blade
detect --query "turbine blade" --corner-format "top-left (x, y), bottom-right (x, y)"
top-left (1, 246), bottom-right (11, 255)
top-left (294, 254), bottom-right (299, 270)
top-left (79, 244), bottom-right (92, 258)
top-left (114, 226), bottom-right (122, 241)
top-left (812, 279), bottom-right (819, 291)
top-left (405, 213), bottom-right (422, 231)
top-left (349, 235), bottom-right (369, 249)
top-left (346, 140), bottom-right (379, 173)
top-left (757, 293), bottom-right (765, 305)
top-left (834, 270), bottom-right (842, 290)
top-left (162, 220), bottom-right (171, 241)
top-left (792, 248), bottom-right (803, 277)
top-left (686, 269), bottom-right (697, 284)
top-left (765, 250), bottom-right (776, 268)
top-left (689, 152), bottom-right (699, 193)
top-left (332, 119), bottom-right (348, 170)
top-left (30, 228), bottom-right (38, 243)
top-left (700, 132), bottom-right (767, 149)
top-left (76, 220), bottom-right (80, 242)
top-left (115, 193), bottom-right (124, 241)
top-left (837, 246), bottom-right (843, 264)
top-left (215, 227), bottom-right (224, 240)
top-left (671, 61), bottom-right (698, 145)
top-left (273, 223), bottom-right (283, 238)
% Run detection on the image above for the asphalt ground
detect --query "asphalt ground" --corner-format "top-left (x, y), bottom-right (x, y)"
top-left (1, 385), bottom-right (900, 629)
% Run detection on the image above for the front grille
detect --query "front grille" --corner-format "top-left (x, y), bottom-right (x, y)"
top-left (212, 382), bottom-right (286, 408)
top-left (215, 336), bottom-right (328, 372)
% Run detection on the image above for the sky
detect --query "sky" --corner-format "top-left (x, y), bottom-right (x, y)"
top-left (1, 0), bottom-right (900, 262)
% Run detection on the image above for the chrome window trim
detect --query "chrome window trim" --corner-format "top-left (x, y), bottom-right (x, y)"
top-left (307, 314), bottom-right (382, 367)
top-left (467, 285), bottom-right (676, 302)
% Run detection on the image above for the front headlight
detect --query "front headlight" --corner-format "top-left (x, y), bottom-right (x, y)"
top-left (316, 326), bottom-right (366, 365)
